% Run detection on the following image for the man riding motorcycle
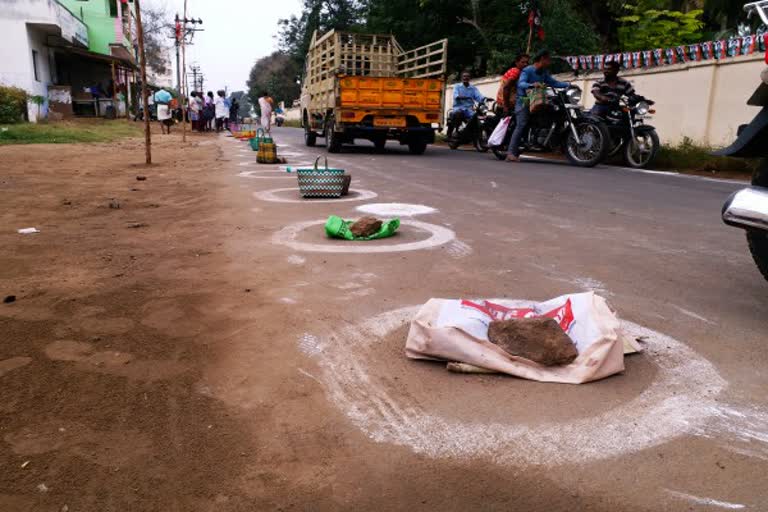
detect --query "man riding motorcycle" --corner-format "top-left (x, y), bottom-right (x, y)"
top-left (507, 50), bottom-right (571, 162)
top-left (448, 71), bottom-right (486, 139)
top-left (590, 60), bottom-right (636, 116)
top-left (496, 53), bottom-right (530, 116)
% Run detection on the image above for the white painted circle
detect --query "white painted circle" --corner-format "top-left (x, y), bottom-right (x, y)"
top-left (237, 170), bottom-right (295, 180)
top-left (356, 203), bottom-right (437, 217)
top-left (272, 219), bottom-right (455, 253)
top-left (307, 304), bottom-right (727, 466)
top-left (253, 188), bottom-right (378, 204)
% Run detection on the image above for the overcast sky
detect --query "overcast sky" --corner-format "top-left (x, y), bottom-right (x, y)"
top-left (146, 0), bottom-right (303, 93)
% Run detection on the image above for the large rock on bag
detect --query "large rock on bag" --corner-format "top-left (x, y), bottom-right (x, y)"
top-left (349, 216), bottom-right (382, 237)
top-left (488, 318), bottom-right (578, 366)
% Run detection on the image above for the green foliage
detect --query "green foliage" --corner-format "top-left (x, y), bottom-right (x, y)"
top-left (618, 3), bottom-right (704, 51)
top-left (0, 85), bottom-right (28, 124)
top-left (0, 120), bottom-right (142, 145)
top-left (247, 52), bottom-right (301, 109)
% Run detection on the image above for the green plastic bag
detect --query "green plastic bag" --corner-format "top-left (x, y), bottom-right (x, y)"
top-left (325, 215), bottom-right (400, 241)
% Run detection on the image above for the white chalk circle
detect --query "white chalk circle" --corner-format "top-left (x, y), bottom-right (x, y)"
top-left (356, 203), bottom-right (437, 217)
top-left (309, 304), bottom-right (727, 466)
top-left (272, 219), bottom-right (455, 253)
top-left (238, 170), bottom-right (294, 179)
top-left (253, 188), bottom-right (378, 204)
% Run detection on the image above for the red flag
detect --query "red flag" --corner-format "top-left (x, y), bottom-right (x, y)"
top-left (527, 3), bottom-right (545, 41)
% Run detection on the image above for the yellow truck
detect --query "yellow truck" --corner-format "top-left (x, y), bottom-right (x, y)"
top-left (300, 31), bottom-right (447, 154)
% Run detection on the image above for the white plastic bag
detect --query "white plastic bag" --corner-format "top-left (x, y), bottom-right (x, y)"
top-left (405, 292), bottom-right (637, 384)
top-left (487, 116), bottom-right (511, 147)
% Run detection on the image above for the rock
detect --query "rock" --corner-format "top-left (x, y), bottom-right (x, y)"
top-left (128, 223), bottom-right (148, 229)
top-left (3, 295), bottom-right (16, 304)
top-left (109, 199), bottom-right (120, 209)
top-left (136, 175), bottom-right (147, 181)
top-left (488, 317), bottom-right (578, 366)
top-left (349, 216), bottom-right (382, 237)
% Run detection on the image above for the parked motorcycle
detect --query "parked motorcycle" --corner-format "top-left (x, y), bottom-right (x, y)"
top-left (491, 85), bottom-right (610, 167)
top-left (717, 1), bottom-right (768, 281)
top-left (601, 94), bottom-right (660, 168)
top-left (447, 98), bottom-right (497, 152)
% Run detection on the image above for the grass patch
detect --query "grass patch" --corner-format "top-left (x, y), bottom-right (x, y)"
top-left (0, 119), bottom-right (143, 145)
top-left (654, 137), bottom-right (756, 179)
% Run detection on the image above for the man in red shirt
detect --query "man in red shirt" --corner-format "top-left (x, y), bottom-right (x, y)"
top-left (495, 54), bottom-right (530, 115)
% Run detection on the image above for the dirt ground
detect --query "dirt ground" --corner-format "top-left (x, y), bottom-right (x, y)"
top-left (2, 125), bottom-right (766, 511)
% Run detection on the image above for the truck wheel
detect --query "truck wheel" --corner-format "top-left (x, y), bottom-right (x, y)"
top-left (374, 138), bottom-right (386, 152)
top-left (304, 124), bottom-right (316, 147)
top-left (408, 140), bottom-right (427, 155)
top-left (325, 119), bottom-right (342, 153)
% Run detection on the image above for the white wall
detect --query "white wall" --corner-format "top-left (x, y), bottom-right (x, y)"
top-left (445, 54), bottom-right (766, 147)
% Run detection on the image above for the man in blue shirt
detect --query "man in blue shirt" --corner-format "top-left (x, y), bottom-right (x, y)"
top-left (448, 70), bottom-right (485, 138)
top-left (507, 50), bottom-right (570, 161)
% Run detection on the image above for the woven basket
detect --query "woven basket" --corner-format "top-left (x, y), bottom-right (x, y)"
top-left (297, 157), bottom-right (346, 198)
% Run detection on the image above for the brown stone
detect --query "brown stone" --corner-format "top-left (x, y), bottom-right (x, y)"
top-left (488, 318), bottom-right (578, 366)
top-left (349, 216), bottom-right (382, 237)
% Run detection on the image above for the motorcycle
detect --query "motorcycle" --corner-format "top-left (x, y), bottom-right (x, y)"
top-left (491, 85), bottom-right (610, 167)
top-left (717, 1), bottom-right (768, 281)
top-left (601, 94), bottom-right (660, 168)
top-left (447, 98), bottom-right (497, 152)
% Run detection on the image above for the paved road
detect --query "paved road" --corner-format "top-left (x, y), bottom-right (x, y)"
top-left (223, 127), bottom-right (768, 511)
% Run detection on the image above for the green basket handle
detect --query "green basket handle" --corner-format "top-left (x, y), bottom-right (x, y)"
top-left (313, 155), bottom-right (329, 171)
top-left (256, 128), bottom-right (265, 141)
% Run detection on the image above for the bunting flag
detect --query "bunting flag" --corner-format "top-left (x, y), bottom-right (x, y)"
top-left (675, 45), bottom-right (687, 63)
top-left (714, 40), bottom-right (726, 59)
top-left (594, 54), bottom-right (604, 70)
top-left (665, 47), bottom-right (676, 64)
top-left (622, 52), bottom-right (632, 68)
top-left (743, 35), bottom-right (756, 55)
top-left (578, 55), bottom-right (587, 70)
top-left (757, 27), bottom-right (767, 51)
top-left (643, 50), bottom-right (652, 67)
top-left (613, 52), bottom-right (622, 66)
top-left (604, 54), bottom-right (614, 66)
top-left (701, 41), bottom-right (713, 60)
top-left (566, 56), bottom-right (579, 71)
top-left (632, 51), bottom-right (642, 68)
top-left (653, 48), bottom-right (664, 65)
top-left (688, 43), bottom-right (702, 61)
top-left (727, 37), bottom-right (742, 56)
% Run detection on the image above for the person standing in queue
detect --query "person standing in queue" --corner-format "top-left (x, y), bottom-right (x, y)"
top-left (214, 90), bottom-right (229, 133)
top-left (506, 50), bottom-right (570, 162)
top-left (258, 91), bottom-right (274, 133)
top-left (448, 70), bottom-right (485, 139)
top-left (495, 53), bottom-right (530, 116)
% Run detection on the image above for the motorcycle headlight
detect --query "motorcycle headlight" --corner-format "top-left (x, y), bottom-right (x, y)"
top-left (636, 101), bottom-right (650, 115)
top-left (566, 88), bottom-right (582, 105)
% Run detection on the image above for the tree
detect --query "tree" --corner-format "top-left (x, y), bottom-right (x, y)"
top-left (140, 4), bottom-right (172, 80)
top-left (246, 52), bottom-right (301, 110)
top-left (619, 3), bottom-right (704, 51)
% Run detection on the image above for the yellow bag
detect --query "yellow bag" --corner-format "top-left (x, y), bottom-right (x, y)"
top-left (257, 140), bottom-right (278, 164)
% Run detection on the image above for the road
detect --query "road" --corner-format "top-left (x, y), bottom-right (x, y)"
top-left (2, 127), bottom-right (766, 511)
top-left (221, 127), bottom-right (768, 511)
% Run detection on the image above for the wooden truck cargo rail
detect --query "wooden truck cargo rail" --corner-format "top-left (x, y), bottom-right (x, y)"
top-left (301, 30), bottom-right (448, 154)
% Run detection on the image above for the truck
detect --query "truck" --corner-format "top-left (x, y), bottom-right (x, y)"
top-left (300, 30), bottom-right (448, 154)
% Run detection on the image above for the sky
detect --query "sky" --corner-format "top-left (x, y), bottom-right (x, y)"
top-left (146, 0), bottom-right (303, 93)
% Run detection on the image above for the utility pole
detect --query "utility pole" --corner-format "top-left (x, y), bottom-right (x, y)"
top-left (173, 10), bottom-right (202, 142)
top-left (135, 0), bottom-right (151, 164)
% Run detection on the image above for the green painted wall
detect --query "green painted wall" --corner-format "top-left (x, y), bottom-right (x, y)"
top-left (58, 0), bottom-right (134, 56)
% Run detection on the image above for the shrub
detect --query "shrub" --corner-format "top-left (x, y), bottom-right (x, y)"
top-left (0, 85), bottom-right (28, 123)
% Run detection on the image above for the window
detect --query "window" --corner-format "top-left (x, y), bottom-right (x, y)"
top-left (32, 50), bottom-right (40, 81)
top-left (109, 0), bottom-right (118, 17)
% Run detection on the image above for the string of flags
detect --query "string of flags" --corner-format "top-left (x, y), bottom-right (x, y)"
top-left (565, 30), bottom-right (768, 72)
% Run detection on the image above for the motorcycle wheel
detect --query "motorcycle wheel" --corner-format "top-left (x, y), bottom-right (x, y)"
top-left (448, 138), bottom-right (461, 150)
top-left (623, 129), bottom-right (660, 169)
top-left (474, 127), bottom-right (490, 153)
top-left (746, 160), bottom-right (768, 281)
top-left (564, 121), bottom-right (610, 168)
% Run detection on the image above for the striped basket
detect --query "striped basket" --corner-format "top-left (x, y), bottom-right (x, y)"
top-left (297, 157), bottom-right (346, 198)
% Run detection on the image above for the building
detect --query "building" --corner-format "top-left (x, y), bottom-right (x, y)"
top-left (0, 0), bottom-right (137, 122)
